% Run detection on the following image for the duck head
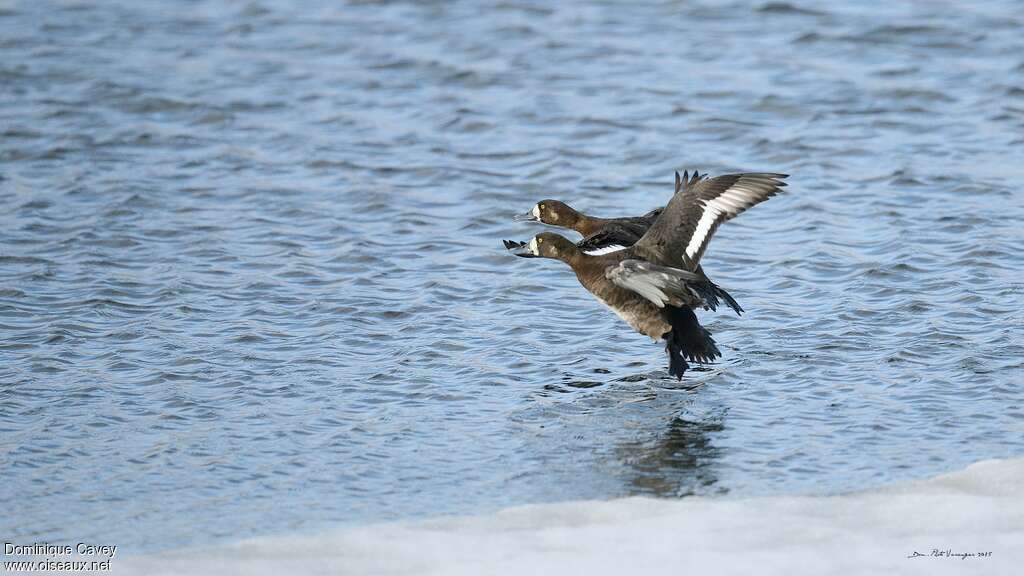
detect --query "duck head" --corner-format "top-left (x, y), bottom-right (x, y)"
top-left (513, 200), bottom-right (580, 227)
top-left (504, 232), bottom-right (577, 260)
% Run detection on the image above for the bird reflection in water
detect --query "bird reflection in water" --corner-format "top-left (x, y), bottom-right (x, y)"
top-left (618, 416), bottom-right (725, 497)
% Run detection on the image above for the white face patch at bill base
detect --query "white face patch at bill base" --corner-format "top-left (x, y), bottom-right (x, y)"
top-left (529, 237), bottom-right (540, 255)
top-left (532, 204), bottom-right (541, 220)
top-left (583, 244), bottom-right (626, 256)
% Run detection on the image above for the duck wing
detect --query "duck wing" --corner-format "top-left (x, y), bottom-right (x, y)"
top-left (639, 206), bottom-right (663, 222)
top-left (673, 169), bottom-right (704, 195)
top-left (577, 227), bottom-right (635, 255)
top-left (633, 172), bottom-right (787, 268)
top-left (577, 219), bottom-right (647, 253)
top-left (624, 170), bottom-right (693, 228)
top-left (605, 259), bottom-right (739, 313)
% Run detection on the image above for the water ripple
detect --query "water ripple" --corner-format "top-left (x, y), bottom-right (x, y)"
top-left (1, 0), bottom-right (1022, 555)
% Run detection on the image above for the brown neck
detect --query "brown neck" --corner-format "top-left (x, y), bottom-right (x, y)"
top-left (563, 246), bottom-right (585, 268)
top-left (546, 242), bottom-right (583, 269)
top-left (573, 214), bottom-right (611, 237)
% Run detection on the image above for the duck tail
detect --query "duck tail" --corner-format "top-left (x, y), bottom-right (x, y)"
top-left (663, 307), bottom-right (721, 380)
top-left (665, 338), bottom-right (690, 380)
top-left (711, 283), bottom-right (743, 316)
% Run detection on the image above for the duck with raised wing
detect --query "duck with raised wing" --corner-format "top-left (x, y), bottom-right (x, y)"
top-left (506, 171), bottom-right (787, 379)
top-left (515, 170), bottom-right (708, 253)
top-left (509, 171), bottom-right (739, 308)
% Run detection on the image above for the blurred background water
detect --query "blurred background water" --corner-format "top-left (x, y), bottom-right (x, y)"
top-left (1, 0), bottom-right (1022, 553)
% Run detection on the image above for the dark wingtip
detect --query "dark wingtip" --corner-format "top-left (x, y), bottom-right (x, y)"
top-left (502, 239), bottom-right (523, 250)
top-left (713, 284), bottom-right (744, 316)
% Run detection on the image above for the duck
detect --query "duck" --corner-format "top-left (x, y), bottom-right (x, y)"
top-left (508, 170), bottom-right (739, 309)
top-left (514, 172), bottom-right (706, 252)
top-left (506, 171), bottom-right (787, 379)
top-left (514, 200), bottom-right (661, 253)
top-left (503, 237), bottom-right (741, 317)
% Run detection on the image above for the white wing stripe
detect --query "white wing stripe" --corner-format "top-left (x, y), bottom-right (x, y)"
top-left (685, 202), bottom-right (721, 259)
top-left (583, 244), bottom-right (627, 256)
top-left (684, 183), bottom-right (765, 259)
top-left (716, 196), bottom-right (745, 211)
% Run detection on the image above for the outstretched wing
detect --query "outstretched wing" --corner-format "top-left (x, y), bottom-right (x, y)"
top-left (674, 169), bottom-right (703, 195)
top-left (605, 259), bottom-right (737, 313)
top-left (634, 172), bottom-right (787, 268)
top-left (640, 206), bottom-right (664, 220)
top-left (577, 224), bottom-right (646, 255)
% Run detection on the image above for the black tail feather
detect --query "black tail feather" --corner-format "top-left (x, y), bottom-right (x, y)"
top-left (684, 280), bottom-right (743, 316)
top-left (712, 283), bottom-right (743, 316)
top-left (666, 339), bottom-right (689, 380)
top-left (663, 307), bottom-right (721, 380)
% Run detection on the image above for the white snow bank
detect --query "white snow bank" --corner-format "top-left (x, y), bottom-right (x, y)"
top-left (118, 458), bottom-right (1024, 576)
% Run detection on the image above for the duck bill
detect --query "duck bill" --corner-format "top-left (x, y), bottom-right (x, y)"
top-left (512, 211), bottom-right (539, 222)
top-left (503, 239), bottom-right (537, 257)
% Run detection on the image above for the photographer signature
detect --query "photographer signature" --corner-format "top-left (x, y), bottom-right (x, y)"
top-left (907, 549), bottom-right (992, 560)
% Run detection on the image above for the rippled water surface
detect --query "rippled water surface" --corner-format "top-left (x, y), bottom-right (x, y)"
top-left (2, 0), bottom-right (1023, 552)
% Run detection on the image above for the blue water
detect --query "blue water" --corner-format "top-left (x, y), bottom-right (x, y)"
top-left (1, 0), bottom-right (1022, 553)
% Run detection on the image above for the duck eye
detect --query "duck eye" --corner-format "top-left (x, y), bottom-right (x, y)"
top-left (537, 237), bottom-right (544, 244)
top-left (539, 204), bottom-right (545, 211)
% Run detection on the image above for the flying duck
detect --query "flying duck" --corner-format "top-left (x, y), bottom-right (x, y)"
top-left (506, 171), bottom-right (787, 379)
top-left (509, 170), bottom-right (739, 306)
top-left (515, 200), bottom-right (662, 253)
top-left (503, 238), bottom-right (741, 317)
top-left (514, 173), bottom-right (709, 253)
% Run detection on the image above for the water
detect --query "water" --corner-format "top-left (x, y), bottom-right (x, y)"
top-left (2, 0), bottom-right (1022, 553)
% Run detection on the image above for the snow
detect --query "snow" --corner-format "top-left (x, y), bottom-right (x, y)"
top-left (117, 458), bottom-right (1024, 575)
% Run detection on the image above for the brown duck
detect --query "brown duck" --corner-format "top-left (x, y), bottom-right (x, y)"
top-left (513, 172), bottom-right (711, 252)
top-left (507, 171), bottom-right (787, 379)
top-left (508, 170), bottom-right (739, 309)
